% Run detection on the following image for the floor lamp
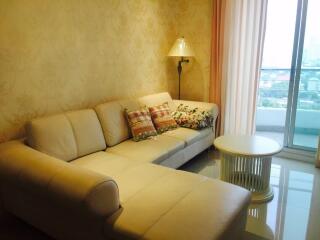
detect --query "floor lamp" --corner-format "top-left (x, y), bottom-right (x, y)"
top-left (168, 37), bottom-right (194, 100)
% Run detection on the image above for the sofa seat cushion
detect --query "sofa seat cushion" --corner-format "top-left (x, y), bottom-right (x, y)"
top-left (108, 163), bottom-right (174, 202)
top-left (71, 152), bottom-right (138, 177)
top-left (163, 127), bottom-right (212, 146)
top-left (74, 157), bottom-right (175, 203)
top-left (143, 179), bottom-right (250, 240)
top-left (106, 135), bottom-right (184, 164)
top-left (104, 168), bottom-right (251, 240)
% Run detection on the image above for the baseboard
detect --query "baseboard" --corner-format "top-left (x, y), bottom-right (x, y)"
top-left (276, 147), bottom-right (316, 163)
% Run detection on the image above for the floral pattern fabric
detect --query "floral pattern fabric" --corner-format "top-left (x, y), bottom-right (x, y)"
top-left (172, 104), bottom-right (213, 130)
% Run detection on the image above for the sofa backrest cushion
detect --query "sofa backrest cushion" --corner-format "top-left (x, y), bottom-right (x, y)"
top-left (26, 109), bottom-right (106, 161)
top-left (26, 114), bottom-right (78, 161)
top-left (95, 99), bottom-right (140, 147)
top-left (65, 110), bottom-right (106, 158)
top-left (138, 92), bottom-right (175, 112)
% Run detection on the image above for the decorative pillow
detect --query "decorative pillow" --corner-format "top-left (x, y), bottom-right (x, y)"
top-left (125, 108), bottom-right (157, 141)
top-left (148, 103), bottom-right (178, 133)
top-left (172, 104), bottom-right (213, 130)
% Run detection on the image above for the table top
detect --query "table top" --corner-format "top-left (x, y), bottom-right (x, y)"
top-left (214, 135), bottom-right (282, 157)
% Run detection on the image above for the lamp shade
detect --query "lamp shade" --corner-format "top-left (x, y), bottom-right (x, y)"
top-left (168, 37), bottom-right (195, 57)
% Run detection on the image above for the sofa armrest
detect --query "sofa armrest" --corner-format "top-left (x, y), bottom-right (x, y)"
top-left (0, 140), bottom-right (120, 219)
top-left (173, 99), bottom-right (219, 120)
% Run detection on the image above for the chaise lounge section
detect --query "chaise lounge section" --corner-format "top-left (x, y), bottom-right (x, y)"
top-left (0, 92), bottom-right (251, 240)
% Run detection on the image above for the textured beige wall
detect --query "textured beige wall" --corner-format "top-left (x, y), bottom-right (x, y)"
top-left (172, 0), bottom-right (213, 101)
top-left (177, 0), bottom-right (212, 101)
top-left (0, 0), bottom-right (212, 143)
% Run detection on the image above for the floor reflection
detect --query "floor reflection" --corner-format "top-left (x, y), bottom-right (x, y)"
top-left (180, 151), bottom-right (320, 240)
top-left (248, 160), bottom-right (317, 240)
top-left (247, 204), bottom-right (275, 239)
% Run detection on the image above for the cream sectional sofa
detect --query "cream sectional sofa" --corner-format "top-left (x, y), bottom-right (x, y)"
top-left (0, 92), bottom-right (251, 240)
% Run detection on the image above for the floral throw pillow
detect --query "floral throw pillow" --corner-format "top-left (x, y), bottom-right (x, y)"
top-left (149, 102), bottom-right (178, 133)
top-left (125, 108), bottom-right (157, 141)
top-left (172, 104), bottom-right (213, 130)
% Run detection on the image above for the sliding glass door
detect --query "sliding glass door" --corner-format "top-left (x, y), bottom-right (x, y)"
top-left (285, 0), bottom-right (320, 151)
top-left (256, 0), bottom-right (298, 146)
top-left (257, 0), bottom-right (319, 153)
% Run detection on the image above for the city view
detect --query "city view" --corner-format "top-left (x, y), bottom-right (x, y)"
top-left (258, 68), bottom-right (320, 110)
top-left (256, 0), bottom-right (320, 150)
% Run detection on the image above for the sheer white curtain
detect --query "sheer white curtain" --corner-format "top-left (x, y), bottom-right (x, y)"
top-left (316, 137), bottom-right (320, 168)
top-left (220, 0), bottom-right (268, 135)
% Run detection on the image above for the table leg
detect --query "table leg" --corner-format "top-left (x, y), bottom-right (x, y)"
top-left (220, 153), bottom-right (274, 203)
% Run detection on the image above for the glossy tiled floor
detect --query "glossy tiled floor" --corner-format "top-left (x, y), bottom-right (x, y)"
top-left (180, 150), bottom-right (320, 240)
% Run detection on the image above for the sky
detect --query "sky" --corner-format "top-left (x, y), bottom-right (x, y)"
top-left (262, 0), bottom-right (320, 69)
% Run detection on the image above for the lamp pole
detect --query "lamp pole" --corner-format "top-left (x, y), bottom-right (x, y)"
top-left (177, 56), bottom-right (189, 100)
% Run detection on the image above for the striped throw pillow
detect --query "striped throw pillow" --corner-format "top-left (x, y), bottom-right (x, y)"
top-left (125, 108), bottom-right (157, 141)
top-left (149, 103), bottom-right (178, 133)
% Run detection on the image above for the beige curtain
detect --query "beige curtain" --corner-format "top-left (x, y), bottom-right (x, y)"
top-left (209, 0), bottom-right (226, 136)
top-left (210, 0), bottom-right (268, 135)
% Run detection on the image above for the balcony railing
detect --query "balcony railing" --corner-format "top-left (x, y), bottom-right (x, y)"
top-left (256, 68), bottom-right (320, 133)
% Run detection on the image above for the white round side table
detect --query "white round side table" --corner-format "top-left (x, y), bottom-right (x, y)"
top-left (214, 135), bottom-right (282, 203)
